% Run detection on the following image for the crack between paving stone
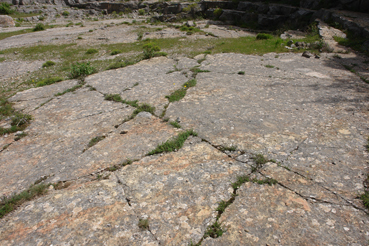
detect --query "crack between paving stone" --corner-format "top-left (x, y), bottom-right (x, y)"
top-left (0, 142), bottom-right (12, 153)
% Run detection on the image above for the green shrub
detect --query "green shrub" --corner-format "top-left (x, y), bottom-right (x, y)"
top-left (33, 23), bottom-right (45, 32)
top-left (138, 9), bottom-right (145, 15)
top-left (42, 60), bottom-right (56, 68)
top-left (110, 49), bottom-right (121, 55)
top-left (0, 3), bottom-right (14, 15)
top-left (15, 23), bottom-right (20, 27)
top-left (38, 16), bottom-right (45, 21)
top-left (143, 43), bottom-right (161, 59)
top-left (69, 62), bottom-right (96, 78)
top-left (85, 48), bottom-right (98, 54)
top-left (62, 11), bottom-right (69, 16)
top-left (35, 77), bottom-right (63, 87)
top-left (213, 8), bottom-right (222, 18)
top-left (256, 33), bottom-right (273, 40)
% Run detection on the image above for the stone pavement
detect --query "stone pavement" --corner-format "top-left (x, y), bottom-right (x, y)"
top-left (1, 52), bottom-right (369, 245)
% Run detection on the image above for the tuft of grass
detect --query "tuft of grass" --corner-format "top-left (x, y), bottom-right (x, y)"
top-left (87, 136), bottom-right (105, 148)
top-left (69, 62), bottom-right (96, 78)
top-left (251, 177), bottom-right (278, 185)
top-left (147, 129), bottom-right (197, 155)
top-left (204, 221), bottom-right (224, 238)
top-left (238, 71), bottom-right (245, 75)
top-left (35, 77), bottom-right (63, 87)
top-left (166, 88), bottom-right (187, 102)
top-left (190, 67), bottom-right (210, 76)
top-left (360, 192), bottom-right (369, 209)
top-left (62, 11), bottom-right (69, 16)
top-left (256, 33), bottom-right (273, 40)
top-left (42, 60), bottom-right (56, 68)
top-left (0, 183), bottom-right (49, 218)
top-left (133, 103), bottom-right (155, 116)
top-left (219, 145), bottom-right (237, 151)
top-left (138, 219), bottom-right (149, 230)
top-left (55, 84), bottom-right (83, 96)
top-left (169, 121), bottom-right (181, 128)
top-left (14, 132), bottom-right (27, 141)
top-left (85, 48), bottom-right (98, 55)
top-left (183, 79), bottom-right (196, 88)
top-left (33, 23), bottom-right (45, 32)
top-left (106, 60), bottom-right (136, 70)
top-left (105, 94), bottom-right (122, 102)
top-left (232, 175), bottom-right (250, 190)
top-left (265, 65), bottom-right (275, 68)
top-left (251, 153), bottom-right (269, 172)
top-left (110, 49), bottom-right (121, 55)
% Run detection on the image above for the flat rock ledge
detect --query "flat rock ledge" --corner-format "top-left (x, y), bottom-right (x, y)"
top-left (1, 53), bottom-right (369, 245)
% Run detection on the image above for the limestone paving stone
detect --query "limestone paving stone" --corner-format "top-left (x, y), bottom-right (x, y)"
top-left (115, 140), bottom-right (251, 245)
top-left (0, 179), bottom-right (158, 246)
top-left (85, 57), bottom-right (190, 116)
top-left (8, 79), bottom-right (79, 112)
top-left (202, 182), bottom-right (369, 246)
top-left (0, 88), bottom-right (135, 196)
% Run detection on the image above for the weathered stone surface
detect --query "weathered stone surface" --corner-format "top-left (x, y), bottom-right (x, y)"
top-left (0, 140), bottom-right (249, 246)
top-left (202, 182), bottom-right (369, 245)
top-left (0, 179), bottom-right (159, 246)
top-left (0, 15), bottom-right (15, 28)
top-left (8, 79), bottom-right (79, 112)
top-left (0, 88), bottom-right (135, 196)
top-left (85, 57), bottom-right (190, 116)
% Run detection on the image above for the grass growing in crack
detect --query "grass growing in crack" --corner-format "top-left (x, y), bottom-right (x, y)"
top-left (105, 94), bottom-right (122, 102)
top-left (343, 65), bottom-right (369, 83)
top-left (54, 84), bottom-right (83, 96)
top-left (106, 60), bottom-right (136, 70)
top-left (35, 77), bottom-right (63, 87)
top-left (250, 153), bottom-right (274, 172)
top-left (133, 103), bottom-right (155, 116)
top-left (232, 175), bottom-right (250, 190)
top-left (166, 88), bottom-right (187, 102)
top-left (204, 221), bottom-right (225, 239)
top-left (183, 79), bottom-right (196, 88)
top-left (14, 132), bottom-right (27, 141)
top-left (87, 136), bottom-right (105, 148)
top-left (190, 67), bottom-right (210, 76)
top-left (147, 129), bottom-right (197, 155)
top-left (219, 145), bottom-right (237, 151)
top-left (138, 219), bottom-right (149, 230)
top-left (169, 121), bottom-right (181, 128)
top-left (238, 71), bottom-right (245, 75)
top-left (85, 48), bottom-right (98, 55)
top-left (0, 99), bottom-right (32, 135)
top-left (231, 175), bottom-right (278, 190)
top-left (265, 65), bottom-right (275, 68)
top-left (0, 183), bottom-right (49, 218)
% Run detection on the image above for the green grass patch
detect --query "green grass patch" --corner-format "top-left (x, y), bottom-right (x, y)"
top-left (238, 71), bottom-right (245, 75)
top-left (35, 77), bottom-right (63, 87)
top-left (204, 221), bottom-right (225, 239)
top-left (169, 121), bottom-right (181, 128)
top-left (85, 48), bottom-right (98, 55)
top-left (0, 183), bottom-right (49, 218)
top-left (87, 136), bottom-right (105, 148)
top-left (69, 62), bottom-right (96, 78)
top-left (334, 32), bottom-right (367, 55)
top-left (0, 28), bottom-right (33, 40)
top-left (33, 23), bottom-right (45, 32)
top-left (42, 60), bottom-right (56, 68)
top-left (54, 84), bottom-right (83, 96)
top-left (133, 103), bottom-right (155, 116)
top-left (219, 145), bottom-right (237, 151)
top-left (105, 94), bottom-right (122, 102)
top-left (138, 219), bottom-right (149, 230)
top-left (166, 88), bottom-right (187, 102)
top-left (256, 33), bottom-right (273, 40)
top-left (183, 79), bottom-right (196, 88)
top-left (147, 129), bottom-right (198, 155)
top-left (265, 65), bottom-right (275, 68)
top-left (110, 49), bottom-right (121, 55)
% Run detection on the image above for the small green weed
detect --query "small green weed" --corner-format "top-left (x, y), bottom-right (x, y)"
top-left (251, 153), bottom-right (269, 172)
top-left (14, 132), bottom-right (27, 141)
top-left (85, 48), bottom-right (98, 55)
top-left (204, 221), bottom-right (224, 238)
top-left (169, 121), bottom-right (181, 128)
top-left (166, 88), bottom-right (187, 102)
top-left (232, 175), bottom-right (250, 190)
top-left (87, 136), bottom-right (105, 148)
top-left (138, 219), bottom-right (149, 230)
top-left (0, 183), bottom-right (49, 218)
top-left (69, 62), bottom-right (96, 78)
top-left (110, 49), bottom-right (121, 55)
top-left (360, 192), bottom-right (369, 209)
top-left (62, 11), bottom-right (69, 16)
top-left (219, 145), bottom-right (237, 151)
top-left (42, 60), bottom-right (56, 68)
top-left (238, 71), bottom-right (245, 75)
top-left (143, 43), bottom-right (161, 59)
top-left (213, 8), bottom-right (222, 19)
top-left (55, 84), bottom-right (83, 96)
top-left (105, 94), bottom-right (122, 102)
top-left (133, 103), bottom-right (155, 116)
top-left (147, 129), bottom-right (197, 155)
top-left (190, 67), bottom-right (210, 76)
top-left (265, 65), bottom-right (275, 68)
top-left (183, 79), bottom-right (196, 88)
top-left (256, 33), bottom-right (273, 40)
top-left (33, 23), bottom-right (45, 32)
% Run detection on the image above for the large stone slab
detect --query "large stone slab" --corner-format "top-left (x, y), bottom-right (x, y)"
top-left (85, 57), bottom-right (190, 116)
top-left (203, 182), bottom-right (369, 245)
top-left (0, 88), bottom-right (134, 196)
top-left (0, 179), bottom-right (158, 246)
top-left (0, 140), bottom-right (250, 246)
top-left (115, 140), bottom-right (250, 245)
